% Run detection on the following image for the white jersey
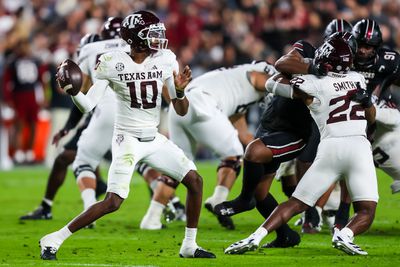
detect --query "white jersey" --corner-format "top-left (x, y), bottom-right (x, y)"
top-left (95, 49), bottom-right (179, 138)
top-left (292, 71), bottom-right (368, 140)
top-left (78, 39), bottom-right (130, 99)
top-left (186, 61), bottom-right (276, 116)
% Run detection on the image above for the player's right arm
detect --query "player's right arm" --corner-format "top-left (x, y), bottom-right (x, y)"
top-left (229, 114), bottom-right (254, 147)
top-left (274, 48), bottom-right (310, 75)
top-left (375, 104), bottom-right (400, 127)
top-left (71, 54), bottom-right (110, 113)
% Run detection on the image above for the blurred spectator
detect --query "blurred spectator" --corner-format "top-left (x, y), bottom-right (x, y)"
top-left (2, 39), bottom-right (45, 164)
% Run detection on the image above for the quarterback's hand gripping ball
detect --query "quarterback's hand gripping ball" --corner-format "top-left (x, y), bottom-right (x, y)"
top-left (56, 59), bottom-right (82, 96)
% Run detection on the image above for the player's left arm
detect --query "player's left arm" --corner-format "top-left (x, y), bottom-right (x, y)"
top-left (165, 65), bottom-right (191, 116)
top-left (229, 114), bottom-right (254, 146)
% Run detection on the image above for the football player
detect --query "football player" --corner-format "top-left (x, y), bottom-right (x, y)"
top-left (19, 33), bottom-right (106, 221)
top-left (39, 11), bottom-right (215, 260)
top-left (225, 37), bottom-right (377, 256)
top-left (334, 19), bottom-right (400, 229)
top-left (140, 60), bottom-right (277, 230)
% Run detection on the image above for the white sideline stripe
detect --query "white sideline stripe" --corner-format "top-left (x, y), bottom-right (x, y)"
top-left (32, 263), bottom-right (159, 267)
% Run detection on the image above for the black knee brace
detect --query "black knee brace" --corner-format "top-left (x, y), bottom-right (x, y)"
top-left (217, 156), bottom-right (242, 176)
top-left (157, 176), bottom-right (180, 189)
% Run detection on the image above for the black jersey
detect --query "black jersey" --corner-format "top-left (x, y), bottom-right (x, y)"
top-left (354, 48), bottom-right (400, 94)
top-left (259, 40), bottom-right (315, 139)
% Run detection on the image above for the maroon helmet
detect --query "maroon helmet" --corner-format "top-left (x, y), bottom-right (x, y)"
top-left (120, 10), bottom-right (168, 52)
top-left (314, 38), bottom-right (353, 73)
top-left (101, 17), bottom-right (123, 40)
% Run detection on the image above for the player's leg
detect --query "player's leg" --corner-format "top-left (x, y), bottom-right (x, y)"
top-left (143, 134), bottom-right (215, 258)
top-left (39, 133), bottom-right (138, 260)
top-left (253, 175), bottom-right (301, 248)
top-left (20, 129), bottom-right (82, 220)
top-left (332, 137), bottom-right (378, 256)
top-left (334, 180), bottom-right (351, 230)
top-left (224, 139), bottom-right (339, 254)
top-left (215, 130), bottom-right (306, 216)
top-left (72, 104), bottom-right (114, 215)
top-left (140, 175), bottom-right (180, 229)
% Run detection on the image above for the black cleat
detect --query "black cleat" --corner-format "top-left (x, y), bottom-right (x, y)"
top-left (180, 247), bottom-right (216, 258)
top-left (214, 197), bottom-right (256, 217)
top-left (262, 230), bottom-right (301, 248)
top-left (205, 203), bottom-right (235, 230)
top-left (20, 206), bottom-right (52, 220)
top-left (40, 246), bottom-right (57, 260)
top-left (95, 179), bottom-right (107, 199)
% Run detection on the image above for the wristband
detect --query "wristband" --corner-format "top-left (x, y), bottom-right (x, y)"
top-left (176, 90), bottom-right (185, 99)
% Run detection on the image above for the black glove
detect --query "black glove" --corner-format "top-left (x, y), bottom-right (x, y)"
top-left (307, 61), bottom-right (330, 76)
top-left (350, 82), bottom-right (372, 108)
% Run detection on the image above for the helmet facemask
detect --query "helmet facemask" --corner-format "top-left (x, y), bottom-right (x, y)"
top-left (138, 23), bottom-right (168, 50)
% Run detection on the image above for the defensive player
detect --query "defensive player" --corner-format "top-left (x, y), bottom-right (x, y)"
top-left (225, 37), bottom-right (378, 256)
top-left (39, 11), bottom-right (215, 260)
top-left (334, 18), bottom-right (400, 228)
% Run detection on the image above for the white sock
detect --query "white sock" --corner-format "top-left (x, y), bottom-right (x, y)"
top-left (43, 198), bottom-right (53, 207)
top-left (207, 185), bottom-right (229, 206)
top-left (47, 226), bottom-right (72, 248)
top-left (183, 227), bottom-right (197, 248)
top-left (316, 206), bottom-right (323, 223)
top-left (81, 189), bottom-right (96, 211)
top-left (149, 179), bottom-right (158, 192)
top-left (250, 227), bottom-right (268, 245)
top-left (341, 227), bottom-right (354, 240)
top-left (145, 200), bottom-right (165, 222)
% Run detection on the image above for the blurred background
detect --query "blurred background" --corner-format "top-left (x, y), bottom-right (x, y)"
top-left (1, 0), bottom-right (400, 169)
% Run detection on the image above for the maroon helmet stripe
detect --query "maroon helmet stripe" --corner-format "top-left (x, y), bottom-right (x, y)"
top-left (365, 20), bottom-right (374, 40)
top-left (337, 19), bottom-right (342, 32)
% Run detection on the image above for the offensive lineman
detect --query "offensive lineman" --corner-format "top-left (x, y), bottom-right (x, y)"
top-left (39, 10), bottom-right (215, 260)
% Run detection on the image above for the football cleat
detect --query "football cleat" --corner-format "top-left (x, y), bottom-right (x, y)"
top-left (205, 202), bottom-right (235, 230)
top-left (262, 229), bottom-right (301, 248)
top-left (302, 207), bottom-right (321, 234)
top-left (39, 234), bottom-right (61, 260)
top-left (20, 206), bottom-right (52, 220)
top-left (214, 197), bottom-right (256, 217)
top-left (225, 237), bottom-right (259, 254)
top-left (179, 247), bottom-right (216, 258)
top-left (332, 228), bottom-right (368, 255)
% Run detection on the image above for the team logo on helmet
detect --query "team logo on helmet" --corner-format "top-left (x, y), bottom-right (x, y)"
top-left (123, 14), bottom-right (145, 29)
top-left (115, 62), bottom-right (124, 71)
top-left (316, 42), bottom-right (334, 58)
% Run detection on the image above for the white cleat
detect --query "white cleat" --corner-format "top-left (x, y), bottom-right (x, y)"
top-left (225, 237), bottom-right (259, 255)
top-left (140, 215), bottom-right (165, 230)
top-left (332, 228), bottom-right (368, 256)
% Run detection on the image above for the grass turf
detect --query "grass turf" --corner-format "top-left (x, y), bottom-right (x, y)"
top-left (1, 161), bottom-right (400, 266)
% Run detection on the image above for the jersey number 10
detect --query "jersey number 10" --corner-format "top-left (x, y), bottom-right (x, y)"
top-left (127, 81), bottom-right (158, 109)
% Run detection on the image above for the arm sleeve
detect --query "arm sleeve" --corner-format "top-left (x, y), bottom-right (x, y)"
top-left (375, 106), bottom-right (400, 127)
top-left (164, 56), bottom-right (180, 99)
top-left (265, 77), bottom-right (293, 98)
top-left (63, 105), bottom-right (83, 131)
top-left (71, 79), bottom-right (109, 113)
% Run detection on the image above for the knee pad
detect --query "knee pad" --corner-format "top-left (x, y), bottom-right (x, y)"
top-left (74, 164), bottom-right (96, 181)
top-left (217, 156), bottom-right (242, 176)
top-left (135, 162), bottom-right (151, 177)
top-left (157, 175), bottom-right (180, 189)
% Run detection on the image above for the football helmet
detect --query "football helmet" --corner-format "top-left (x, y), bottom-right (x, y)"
top-left (323, 19), bottom-right (353, 39)
top-left (326, 31), bottom-right (358, 56)
top-left (120, 10), bottom-right (168, 52)
top-left (100, 17), bottom-right (123, 40)
top-left (76, 33), bottom-right (100, 57)
top-left (352, 19), bottom-right (382, 67)
top-left (314, 38), bottom-right (353, 74)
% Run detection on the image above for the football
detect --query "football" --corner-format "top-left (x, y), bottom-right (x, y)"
top-left (56, 59), bottom-right (82, 96)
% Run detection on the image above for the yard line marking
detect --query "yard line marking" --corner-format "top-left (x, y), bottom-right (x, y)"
top-left (30, 263), bottom-right (159, 267)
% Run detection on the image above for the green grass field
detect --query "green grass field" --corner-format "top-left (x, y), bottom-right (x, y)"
top-left (1, 161), bottom-right (400, 267)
